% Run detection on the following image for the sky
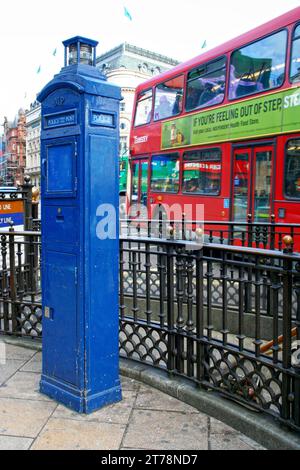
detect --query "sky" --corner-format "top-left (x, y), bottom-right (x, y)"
top-left (0, 0), bottom-right (300, 127)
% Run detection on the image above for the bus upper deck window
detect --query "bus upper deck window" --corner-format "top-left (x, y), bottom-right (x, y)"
top-left (134, 90), bottom-right (153, 127)
top-left (229, 30), bottom-right (287, 100)
top-left (186, 57), bottom-right (226, 112)
top-left (285, 140), bottom-right (300, 199)
top-left (154, 76), bottom-right (184, 121)
top-left (290, 24), bottom-right (300, 83)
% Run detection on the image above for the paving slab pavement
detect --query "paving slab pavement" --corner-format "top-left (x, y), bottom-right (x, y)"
top-left (0, 339), bottom-right (264, 450)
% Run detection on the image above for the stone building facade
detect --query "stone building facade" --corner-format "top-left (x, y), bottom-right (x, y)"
top-left (2, 109), bottom-right (26, 186)
top-left (25, 101), bottom-right (41, 188)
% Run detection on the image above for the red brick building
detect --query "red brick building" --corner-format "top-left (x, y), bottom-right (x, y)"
top-left (2, 109), bottom-right (26, 186)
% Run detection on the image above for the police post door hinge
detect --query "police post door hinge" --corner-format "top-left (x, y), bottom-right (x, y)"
top-left (74, 267), bottom-right (78, 285)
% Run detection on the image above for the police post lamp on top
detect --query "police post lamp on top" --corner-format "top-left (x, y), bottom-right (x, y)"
top-left (63, 36), bottom-right (98, 67)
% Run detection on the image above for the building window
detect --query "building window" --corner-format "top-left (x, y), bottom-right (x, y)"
top-left (229, 30), bottom-right (287, 100)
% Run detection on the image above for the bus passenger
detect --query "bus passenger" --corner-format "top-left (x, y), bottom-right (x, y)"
top-left (155, 95), bottom-right (173, 120)
top-left (186, 87), bottom-right (199, 110)
top-left (172, 94), bottom-right (183, 115)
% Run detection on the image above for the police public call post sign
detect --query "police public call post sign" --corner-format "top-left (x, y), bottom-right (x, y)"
top-left (162, 86), bottom-right (300, 149)
top-left (0, 200), bottom-right (24, 228)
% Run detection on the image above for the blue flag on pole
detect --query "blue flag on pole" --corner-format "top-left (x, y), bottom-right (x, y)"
top-left (36, 66), bottom-right (41, 74)
top-left (124, 6), bottom-right (132, 21)
top-left (201, 40), bottom-right (207, 49)
top-left (53, 48), bottom-right (57, 56)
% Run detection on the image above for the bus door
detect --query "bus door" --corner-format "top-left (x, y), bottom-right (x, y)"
top-left (130, 159), bottom-right (149, 217)
top-left (232, 144), bottom-right (274, 226)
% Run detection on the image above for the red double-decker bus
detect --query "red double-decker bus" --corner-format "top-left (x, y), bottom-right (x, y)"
top-left (127, 7), bottom-right (300, 246)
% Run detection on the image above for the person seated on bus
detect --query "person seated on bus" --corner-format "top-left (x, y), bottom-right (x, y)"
top-left (229, 64), bottom-right (264, 99)
top-left (154, 95), bottom-right (173, 120)
top-left (236, 79), bottom-right (264, 98)
top-left (198, 81), bottom-right (224, 108)
top-left (184, 179), bottom-right (199, 192)
top-left (189, 179), bottom-right (199, 192)
top-left (287, 174), bottom-right (300, 197)
top-left (186, 87), bottom-right (200, 110)
top-left (172, 93), bottom-right (183, 115)
top-left (206, 180), bottom-right (219, 193)
top-left (183, 180), bottom-right (191, 192)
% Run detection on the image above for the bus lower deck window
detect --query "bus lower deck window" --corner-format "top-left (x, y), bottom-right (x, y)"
top-left (183, 149), bottom-right (222, 195)
top-left (151, 154), bottom-right (179, 193)
top-left (285, 139), bottom-right (300, 199)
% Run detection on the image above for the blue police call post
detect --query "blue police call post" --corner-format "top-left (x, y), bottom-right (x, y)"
top-left (37, 37), bottom-right (122, 413)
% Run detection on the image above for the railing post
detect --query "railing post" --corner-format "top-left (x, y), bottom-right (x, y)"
top-left (166, 244), bottom-right (176, 375)
top-left (8, 224), bottom-right (18, 334)
top-left (247, 213), bottom-right (253, 247)
top-left (1, 235), bottom-right (9, 333)
top-left (281, 236), bottom-right (294, 423)
top-left (21, 176), bottom-right (33, 293)
top-left (21, 175), bottom-right (33, 231)
top-left (175, 246), bottom-right (185, 374)
top-left (195, 247), bottom-right (209, 384)
top-left (270, 214), bottom-right (276, 250)
top-left (245, 214), bottom-right (253, 312)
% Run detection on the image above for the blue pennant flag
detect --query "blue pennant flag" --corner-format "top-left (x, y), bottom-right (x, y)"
top-left (201, 40), bottom-right (207, 49)
top-left (36, 65), bottom-right (41, 74)
top-left (124, 6), bottom-right (132, 21)
top-left (53, 48), bottom-right (57, 56)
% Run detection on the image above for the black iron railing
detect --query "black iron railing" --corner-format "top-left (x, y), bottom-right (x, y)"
top-left (0, 228), bottom-right (41, 337)
top-left (120, 236), bottom-right (300, 431)
top-left (1, 227), bottom-right (300, 431)
top-left (121, 215), bottom-right (300, 252)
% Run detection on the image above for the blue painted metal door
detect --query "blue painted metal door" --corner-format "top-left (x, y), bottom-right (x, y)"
top-left (42, 137), bottom-right (77, 199)
top-left (43, 251), bottom-right (78, 385)
top-left (41, 135), bottom-right (80, 387)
